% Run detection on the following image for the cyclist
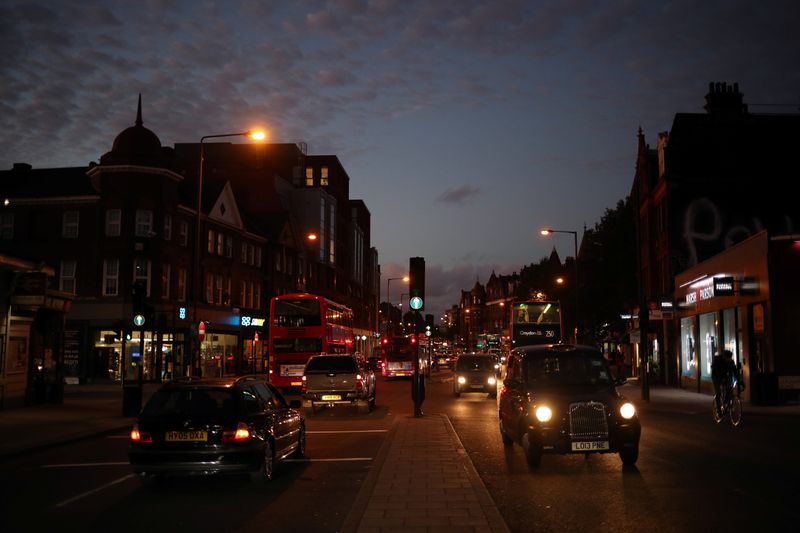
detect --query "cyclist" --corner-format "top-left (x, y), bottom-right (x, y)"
top-left (711, 349), bottom-right (741, 416)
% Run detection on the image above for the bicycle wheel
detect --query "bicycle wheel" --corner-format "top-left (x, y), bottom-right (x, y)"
top-left (728, 395), bottom-right (742, 427)
top-left (712, 396), bottom-right (723, 423)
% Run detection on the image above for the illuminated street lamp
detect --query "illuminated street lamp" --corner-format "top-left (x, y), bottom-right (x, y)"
top-left (540, 228), bottom-right (579, 342)
top-left (192, 129), bottom-right (266, 376)
top-left (386, 275), bottom-right (408, 336)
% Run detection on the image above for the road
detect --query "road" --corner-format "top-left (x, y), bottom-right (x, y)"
top-left (2, 368), bottom-right (798, 532)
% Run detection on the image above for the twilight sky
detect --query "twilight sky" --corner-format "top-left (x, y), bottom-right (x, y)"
top-left (2, 0), bottom-right (798, 321)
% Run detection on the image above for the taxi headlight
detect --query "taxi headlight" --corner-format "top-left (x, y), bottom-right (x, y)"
top-left (457, 376), bottom-right (466, 385)
top-left (534, 406), bottom-right (552, 422)
top-left (487, 376), bottom-right (497, 385)
top-left (620, 402), bottom-right (636, 419)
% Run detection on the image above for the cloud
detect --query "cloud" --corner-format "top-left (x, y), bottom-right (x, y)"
top-left (435, 185), bottom-right (481, 205)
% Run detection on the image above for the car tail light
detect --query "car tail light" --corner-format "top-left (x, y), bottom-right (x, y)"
top-left (356, 374), bottom-right (364, 392)
top-left (300, 375), bottom-right (308, 393)
top-left (222, 422), bottom-right (251, 443)
top-left (130, 424), bottom-right (152, 443)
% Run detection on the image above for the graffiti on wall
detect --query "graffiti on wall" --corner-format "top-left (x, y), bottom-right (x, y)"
top-left (680, 196), bottom-right (796, 267)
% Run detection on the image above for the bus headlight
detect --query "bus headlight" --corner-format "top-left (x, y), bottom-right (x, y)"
top-left (457, 376), bottom-right (466, 385)
top-left (487, 376), bottom-right (497, 386)
top-left (620, 402), bottom-right (636, 419)
top-left (534, 406), bottom-right (552, 422)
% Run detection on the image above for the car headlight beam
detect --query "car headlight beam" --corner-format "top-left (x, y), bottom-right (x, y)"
top-left (457, 376), bottom-right (466, 385)
top-left (620, 402), bottom-right (636, 419)
top-left (487, 376), bottom-right (497, 385)
top-left (534, 406), bottom-right (552, 422)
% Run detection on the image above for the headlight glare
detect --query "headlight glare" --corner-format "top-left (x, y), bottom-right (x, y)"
top-left (488, 376), bottom-right (497, 385)
top-left (534, 406), bottom-right (552, 422)
top-left (620, 402), bottom-right (636, 419)
top-left (457, 376), bottom-right (466, 384)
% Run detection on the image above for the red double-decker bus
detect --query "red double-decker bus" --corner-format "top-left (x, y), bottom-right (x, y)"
top-left (379, 335), bottom-right (417, 378)
top-left (269, 293), bottom-right (354, 389)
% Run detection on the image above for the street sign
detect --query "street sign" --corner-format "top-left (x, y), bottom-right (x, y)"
top-left (198, 321), bottom-right (206, 342)
top-left (133, 314), bottom-right (145, 327)
top-left (410, 296), bottom-right (423, 310)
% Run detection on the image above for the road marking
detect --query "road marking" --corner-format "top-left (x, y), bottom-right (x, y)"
top-left (285, 457), bottom-right (372, 462)
top-left (53, 474), bottom-right (137, 508)
top-left (43, 462), bottom-right (130, 468)
top-left (307, 430), bottom-right (388, 434)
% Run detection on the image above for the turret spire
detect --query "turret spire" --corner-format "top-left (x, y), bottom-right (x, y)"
top-left (135, 93), bottom-right (143, 127)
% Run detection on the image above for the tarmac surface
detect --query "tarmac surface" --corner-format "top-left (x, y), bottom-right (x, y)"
top-left (1, 380), bottom-right (798, 532)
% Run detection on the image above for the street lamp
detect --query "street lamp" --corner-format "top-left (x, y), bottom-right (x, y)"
top-left (540, 228), bottom-right (579, 343)
top-left (192, 129), bottom-right (266, 376)
top-left (386, 275), bottom-right (408, 336)
top-left (400, 292), bottom-right (408, 333)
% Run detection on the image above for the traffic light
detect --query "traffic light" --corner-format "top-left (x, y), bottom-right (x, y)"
top-left (425, 314), bottom-right (434, 330)
top-left (409, 257), bottom-right (425, 310)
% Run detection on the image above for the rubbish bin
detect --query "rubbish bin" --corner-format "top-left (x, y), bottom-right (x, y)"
top-left (122, 385), bottom-right (142, 417)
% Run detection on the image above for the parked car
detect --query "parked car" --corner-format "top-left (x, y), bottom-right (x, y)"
top-left (301, 354), bottom-right (377, 414)
top-left (453, 354), bottom-right (498, 398)
top-left (498, 344), bottom-right (640, 467)
top-left (129, 376), bottom-right (304, 484)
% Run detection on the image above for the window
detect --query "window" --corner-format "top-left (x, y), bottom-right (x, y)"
top-left (225, 235), bottom-right (233, 258)
top-left (321, 166), bottom-right (329, 186)
top-left (205, 272), bottom-right (214, 303)
top-left (216, 232), bottom-right (224, 256)
top-left (215, 274), bottom-right (223, 304)
top-left (163, 214), bottom-right (172, 241)
top-left (161, 264), bottom-right (171, 299)
top-left (254, 283), bottom-right (261, 309)
top-left (133, 258), bottom-right (151, 295)
top-left (0, 213), bottom-right (13, 239)
top-left (135, 210), bottom-right (153, 237)
top-left (681, 317), bottom-right (696, 377)
top-left (305, 167), bottom-right (314, 187)
top-left (63, 210), bottom-right (79, 238)
top-left (225, 276), bottom-right (232, 305)
top-left (177, 267), bottom-right (186, 301)
top-left (247, 244), bottom-right (254, 265)
top-left (60, 260), bottom-right (76, 294)
top-left (255, 247), bottom-right (262, 267)
top-left (241, 242), bottom-right (248, 263)
top-left (248, 281), bottom-right (255, 308)
top-left (103, 259), bottom-right (119, 296)
top-left (105, 209), bottom-right (121, 237)
top-left (240, 280), bottom-right (246, 307)
top-left (207, 230), bottom-right (215, 253)
top-left (699, 312), bottom-right (716, 380)
top-left (178, 220), bottom-right (189, 246)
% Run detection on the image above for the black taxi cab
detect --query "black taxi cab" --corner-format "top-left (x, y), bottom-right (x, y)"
top-left (498, 344), bottom-right (640, 467)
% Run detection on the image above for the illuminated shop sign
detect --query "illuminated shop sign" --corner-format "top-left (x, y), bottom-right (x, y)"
top-left (713, 276), bottom-right (735, 296)
top-left (240, 316), bottom-right (266, 327)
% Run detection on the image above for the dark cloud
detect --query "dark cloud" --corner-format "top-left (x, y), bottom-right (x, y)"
top-left (436, 185), bottom-right (481, 205)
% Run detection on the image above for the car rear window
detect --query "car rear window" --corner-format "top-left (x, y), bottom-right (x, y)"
top-left (142, 388), bottom-right (238, 417)
top-left (305, 356), bottom-right (358, 373)
top-left (524, 353), bottom-right (611, 386)
top-left (456, 356), bottom-right (494, 371)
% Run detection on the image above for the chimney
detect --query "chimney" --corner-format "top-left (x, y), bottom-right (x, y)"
top-left (703, 81), bottom-right (748, 116)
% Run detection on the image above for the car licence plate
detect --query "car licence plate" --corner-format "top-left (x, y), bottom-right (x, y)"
top-left (321, 394), bottom-right (341, 401)
top-left (166, 431), bottom-right (208, 442)
top-left (571, 441), bottom-right (609, 451)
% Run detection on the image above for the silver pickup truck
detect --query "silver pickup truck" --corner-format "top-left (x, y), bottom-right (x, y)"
top-left (301, 355), bottom-right (377, 414)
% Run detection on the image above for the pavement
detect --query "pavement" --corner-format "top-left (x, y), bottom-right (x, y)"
top-left (2, 381), bottom-right (799, 532)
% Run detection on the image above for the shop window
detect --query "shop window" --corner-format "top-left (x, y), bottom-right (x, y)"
top-left (680, 317), bottom-right (696, 377)
top-left (699, 312), bottom-right (716, 380)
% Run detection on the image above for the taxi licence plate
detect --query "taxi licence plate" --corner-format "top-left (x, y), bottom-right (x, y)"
top-left (321, 394), bottom-right (341, 401)
top-left (290, 381), bottom-right (303, 387)
top-left (571, 441), bottom-right (609, 451)
top-left (166, 431), bottom-right (208, 442)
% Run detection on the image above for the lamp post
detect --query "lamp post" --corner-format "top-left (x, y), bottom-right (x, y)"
top-left (400, 292), bottom-right (408, 333)
top-left (385, 276), bottom-right (408, 337)
top-left (540, 228), bottom-right (579, 343)
top-left (192, 130), bottom-right (265, 376)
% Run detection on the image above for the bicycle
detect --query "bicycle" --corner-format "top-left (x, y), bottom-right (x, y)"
top-left (712, 377), bottom-right (743, 427)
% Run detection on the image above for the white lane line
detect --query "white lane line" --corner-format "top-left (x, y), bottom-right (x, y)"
top-left (285, 457), bottom-right (372, 462)
top-left (43, 462), bottom-right (130, 468)
top-left (307, 430), bottom-right (388, 434)
top-left (53, 474), bottom-right (137, 509)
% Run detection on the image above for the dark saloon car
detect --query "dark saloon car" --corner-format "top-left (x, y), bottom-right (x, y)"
top-left (129, 376), bottom-right (304, 483)
top-left (498, 344), bottom-right (640, 467)
top-left (454, 354), bottom-right (499, 398)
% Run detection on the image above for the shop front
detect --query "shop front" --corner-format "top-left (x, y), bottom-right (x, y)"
top-left (674, 230), bottom-right (800, 404)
